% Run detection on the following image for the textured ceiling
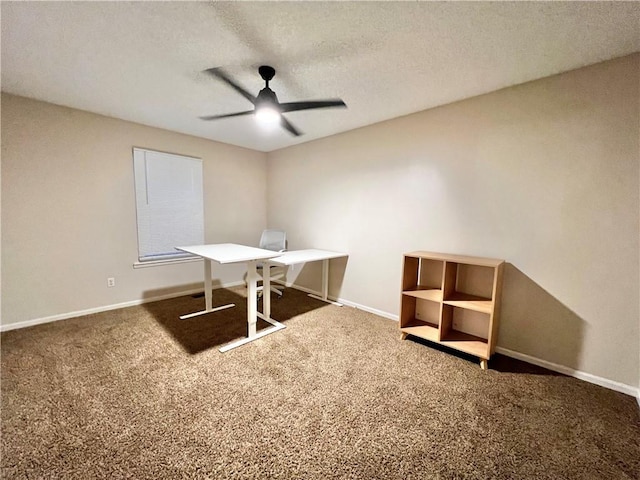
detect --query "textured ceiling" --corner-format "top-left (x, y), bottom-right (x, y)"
top-left (2, 1), bottom-right (639, 152)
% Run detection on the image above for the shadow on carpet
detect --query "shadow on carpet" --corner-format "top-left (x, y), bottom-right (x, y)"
top-left (143, 286), bottom-right (330, 354)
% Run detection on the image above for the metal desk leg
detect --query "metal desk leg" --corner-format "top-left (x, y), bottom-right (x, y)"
top-left (219, 260), bottom-right (286, 353)
top-left (180, 259), bottom-right (235, 320)
top-left (308, 259), bottom-right (343, 306)
top-left (247, 260), bottom-right (258, 337)
top-left (263, 261), bottom-right (272, 320)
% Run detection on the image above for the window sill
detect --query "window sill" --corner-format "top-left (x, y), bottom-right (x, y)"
top-left (133, 256), bottom-right (202, 269)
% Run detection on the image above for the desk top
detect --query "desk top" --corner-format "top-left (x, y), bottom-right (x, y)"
top-left (176, 243), bottom-right (280, 264)
top-left (267, 249), bottom-right (348, 266)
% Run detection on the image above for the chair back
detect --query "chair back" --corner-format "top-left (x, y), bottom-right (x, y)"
top-left (259, 229), bottom-right (287, 252)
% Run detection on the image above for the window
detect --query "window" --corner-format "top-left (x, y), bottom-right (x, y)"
top-left (133, 148), bottom-right (204, 263)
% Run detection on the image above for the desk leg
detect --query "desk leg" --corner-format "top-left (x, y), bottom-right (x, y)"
top-left (308, 259), bottom-right (343, 306)
top-left (219, 260), bottom-right (286, 353)
top-left (180, 259), bottom-right (235, 320)
top-left (204, 259), bottom-right (213, 310)
top-left (263, 261), bottom-right (272, 320)
top-left (247, 260), bottom-right (258, 337)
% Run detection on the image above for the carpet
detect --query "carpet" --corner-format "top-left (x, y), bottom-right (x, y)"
top-left (2, 286), bottom-right (638, 479)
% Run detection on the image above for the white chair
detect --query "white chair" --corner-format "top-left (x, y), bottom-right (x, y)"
top-left (257, 229), bottom-right (287, 298)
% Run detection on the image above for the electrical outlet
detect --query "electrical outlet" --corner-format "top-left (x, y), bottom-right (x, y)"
top-left (107, 277), bottom-right (115, 288)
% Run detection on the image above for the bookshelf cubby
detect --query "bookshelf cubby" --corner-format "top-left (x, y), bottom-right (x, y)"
top-left (400, 251), bottom-right (504, 369)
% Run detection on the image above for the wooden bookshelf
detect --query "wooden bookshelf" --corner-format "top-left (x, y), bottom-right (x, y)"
top-left (399, 251), bottom-right (504, 369)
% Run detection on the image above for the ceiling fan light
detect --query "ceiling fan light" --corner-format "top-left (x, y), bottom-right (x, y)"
top-left (255, 106), bottom-right (281, 127)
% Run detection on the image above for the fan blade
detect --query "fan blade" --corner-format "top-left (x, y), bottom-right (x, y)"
top-left (204, 68), bottom-right (257, 105)
top-left (280, 116), bottom-right (302, 136)
top-left (200, 110), bottom-right (254, 121)
top-left (279, 99), bottom-right (346, 113)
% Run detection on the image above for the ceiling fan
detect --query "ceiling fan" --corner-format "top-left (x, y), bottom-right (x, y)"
top-left (200, 65), bottom-right (347, 136)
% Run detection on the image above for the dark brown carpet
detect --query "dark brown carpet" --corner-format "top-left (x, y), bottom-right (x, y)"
top-left (2, 286), bottom-right (639, 479)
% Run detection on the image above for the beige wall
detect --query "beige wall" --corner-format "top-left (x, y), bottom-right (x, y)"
top-left (266, 54), bottom-right (640, 387)
top-left (1, 94), bottom-right (267, 325)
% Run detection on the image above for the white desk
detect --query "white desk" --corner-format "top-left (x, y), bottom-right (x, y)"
top-left (262, 249), bottom-right (348, 321)
top-left (175, 243), bottom-right (285, 352)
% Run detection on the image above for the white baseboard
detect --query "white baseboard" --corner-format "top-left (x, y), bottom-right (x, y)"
top-left (0, 281), bottom-right (245, 332)
top-left (495, 347), bottom-right (638, 398)
top-left (337, 297), bottom-right (398, 321)
top-left (3, 282), bottom-right (639, 404)
top-left (280, 282), bottom-right (399, 321)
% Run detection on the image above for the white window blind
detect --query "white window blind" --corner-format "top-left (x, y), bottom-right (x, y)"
top-left (133, 148), bottom-right (204, 262)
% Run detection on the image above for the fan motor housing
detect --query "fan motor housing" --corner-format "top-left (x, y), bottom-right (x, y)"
top-left (256, 87), bottom-right (279, 108)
